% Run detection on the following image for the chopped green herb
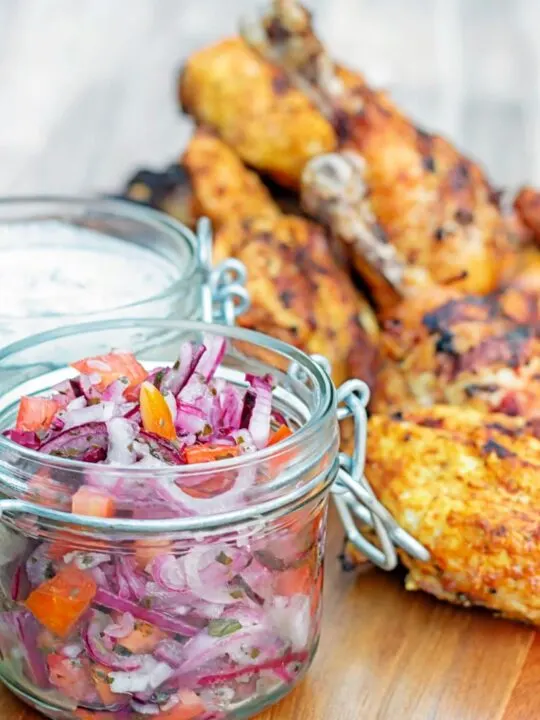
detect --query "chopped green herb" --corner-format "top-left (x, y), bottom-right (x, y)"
top-left (208, 618), bottom-right (242, 637)
top-left (216, 551), bottom-right (232, 566)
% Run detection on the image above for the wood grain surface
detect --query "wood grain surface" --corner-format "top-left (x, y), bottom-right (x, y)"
top-left (0, 506), bottom-right (536, 720)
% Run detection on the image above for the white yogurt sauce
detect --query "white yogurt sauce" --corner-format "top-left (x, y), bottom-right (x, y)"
top-left (0, 220), bottom-right (178, 319)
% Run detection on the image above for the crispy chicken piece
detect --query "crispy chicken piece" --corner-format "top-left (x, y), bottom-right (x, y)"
top-left (239, 1), bottom-right (518, 308)
top-left (179, 130), bottom-right (379, 388)
top-left (372, 283), bottom-right (540, 419)
top-left (514, 186), bottom-right (540, 246)
top-left (179, 38), bottom-right (336, 189)
top-left (366, 405), bottom-right (540, 625)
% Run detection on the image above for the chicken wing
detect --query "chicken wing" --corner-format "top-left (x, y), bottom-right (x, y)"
top-left (371, 283), bottom-right (540, 420)
top-left (181, 130), bottom-right (379, 388)
top-left (239, 1), bottom-right (518, 308)
top-left (364, 405), bottom-right (540, 625)
top-left (179, 38), bottom-right (336, 189)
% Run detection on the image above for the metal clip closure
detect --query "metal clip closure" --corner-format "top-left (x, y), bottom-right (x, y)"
top-left (197, 217), bottom-right (250, 327)
top-left (332, 378), bottom-right (430, 570)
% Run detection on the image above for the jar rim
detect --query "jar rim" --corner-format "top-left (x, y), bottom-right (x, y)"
top-left (0, 195), bottom-right (200, 321)
top-left (0, 318), bottom-right (336, 477)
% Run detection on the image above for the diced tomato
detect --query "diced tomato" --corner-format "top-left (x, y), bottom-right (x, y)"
top-left (274, 565), bottom-right (312, 597)
top-left (157, 690), bottom-right (206, 719)
top-left (25, 565), bottom-right (97, 638)
top-left (117, 620), bottom-right (166, 654)
top-left (134, 539), bottom-right (173, 570)
top-left (182, 471), bottom-right (236, 499)
top-left (71, 351), bottom-right (147, 398)
top-left (16, 396), bottom-right (59, 432)
top-left (48, 653), bottom-right (96, 703)
top-left (140, 381), bottom-right (177, 441)
top-left (268, 424), bottom-right (293, 446)
top-left (184, 444), bottom-right (240, 464)
top-left (72, 486), bottom-right (116, 518)
top-left (26, 470), bottom-right (71, 510)
top-left (91, 664), bottom-right (125, 706)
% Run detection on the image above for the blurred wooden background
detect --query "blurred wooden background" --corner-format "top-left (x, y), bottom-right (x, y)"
top-left (0, 0), bottom-right (539, 197)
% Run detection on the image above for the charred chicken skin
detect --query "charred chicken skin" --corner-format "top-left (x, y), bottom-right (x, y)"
top-left (179, 0), bottom-right (517, 308)
top-left (372, 284), bottom-right (540, 421)
top-left (176, 130), bottom-right (380, 389)
top-left (366, 405), bottom-right (540, 625)
top-left (123, 133), bottom-right (379, 389)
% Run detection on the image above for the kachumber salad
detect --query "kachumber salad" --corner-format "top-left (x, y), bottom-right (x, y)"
top-left (0, 336), bottom-right (324, 720)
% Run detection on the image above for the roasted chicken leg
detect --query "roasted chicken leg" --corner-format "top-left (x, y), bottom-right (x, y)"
top-left (180, 130), bottom-right (379, 388)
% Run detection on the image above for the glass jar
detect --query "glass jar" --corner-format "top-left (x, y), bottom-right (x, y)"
top-left (0, 318), bottom-right (351, 720)
top-left (0, 198), bottom-right (248, 349)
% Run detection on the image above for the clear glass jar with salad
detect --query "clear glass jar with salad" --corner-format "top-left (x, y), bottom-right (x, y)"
top-left (0, 319), bottom-right (355, 720)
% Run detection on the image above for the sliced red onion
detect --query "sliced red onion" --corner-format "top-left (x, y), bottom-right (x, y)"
top-left (267, 595), bottom-right (311, 652)
top-left (162, 343), bottom-right (206, 396)
top-left (175, 402), bottom-right (207, 435)
top-left (195, 651), bottom-right (308, 687)
top-left (182, 545), bottom-right (250, 605)
top-left (39, 421), bottom-right (109, 460)
top-left (104, 612), bottom-right (135, 640)
top-left (116, 556), bottom-right (147, 600)
top-left (153, 639), bottom-right (186, 668)
top-left (66, 396), bottom-right (87, 412)
top-left (57, 401), bottom-right (115, 430)
top-left (102, 378), bottom-right (129, 402)
top-left (244, 376), bottom-right (272, 450)
top-left (2, 429), bottom-right (41, 449)
top-left (108, 655), bottom-right (174, 694)
top-left (175, 624), bottom-right (275, 675)
top-left (219, 386), bottom-right (243, 430)
top-left (230, 429), bottom-right (256, 455)
top-left (94, 589), bottom-right (205, 637)
top-left (79, 373), bottom-right (103, 403)
top-left (60, 642), bottom-right (84, 659)
top-left (0, 611), bottom-right (50, 688)
top-left (83, 612), bottom-right (144, 671)
top-left (107, 417), bottom-right (137, 465)
top-left (196, 335), bottom-right (226, 382)
top-left (149, 554), bottom-right (186, 592)
top-left (51, 378), bottom-right (82, 403)
top-left (137, 432), bottom-right (184, 465)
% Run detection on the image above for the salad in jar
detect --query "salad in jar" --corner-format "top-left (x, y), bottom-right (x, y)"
top-left (0, 335), bottom-right (326, 720)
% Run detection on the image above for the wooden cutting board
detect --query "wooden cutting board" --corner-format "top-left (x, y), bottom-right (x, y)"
top-left (0, 505), bottom-right (536, 720)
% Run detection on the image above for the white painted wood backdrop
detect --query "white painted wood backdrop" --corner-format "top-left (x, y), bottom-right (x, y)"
top-left (0, 0), bottom-right (538, 196)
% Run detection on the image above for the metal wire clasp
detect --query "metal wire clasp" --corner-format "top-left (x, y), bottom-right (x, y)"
top-left (331, 378), bottom-right (430, 570)
top-left (197, 217), bottom-right (250, 326)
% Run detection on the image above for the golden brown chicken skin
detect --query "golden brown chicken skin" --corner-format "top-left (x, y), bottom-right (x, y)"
top-left (372, 284), bottom-right (540, 419)
top-left (179, 38), bottom-right (336, 189)
top-left (238, 0), bottom-right (518, 308)
top-left (365, 405), bottom-right (540, 625)
top-left (179, 130), bottom-right (379, 389)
